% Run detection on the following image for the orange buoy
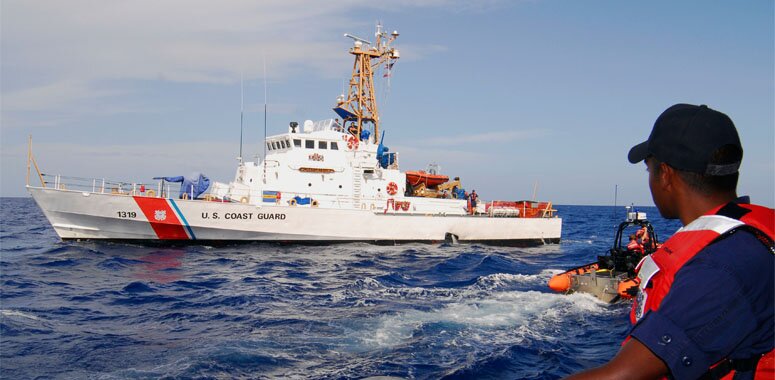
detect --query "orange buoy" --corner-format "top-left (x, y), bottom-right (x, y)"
top-left (548, 273), bottom-right (572, 293)
top-left (386, 181), bottom-right (398, 195)
top-left (347, 135), bottom-right (359, 150)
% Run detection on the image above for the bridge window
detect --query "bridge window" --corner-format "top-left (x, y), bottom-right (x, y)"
top-left (331, 142), bottom-right (339, 150)
top-left (318, 141), bottom-right (327, 149)
top-left (305, 140), bottom-right (314, 149)
top-left (294, 139), bottom-right (302, 147)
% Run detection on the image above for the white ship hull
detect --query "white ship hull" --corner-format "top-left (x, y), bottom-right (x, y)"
top-left (29, 187), bottom-right (561, 246)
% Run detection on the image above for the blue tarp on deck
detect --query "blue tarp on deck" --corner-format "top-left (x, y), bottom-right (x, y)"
top-left (153, 173), bottom-right (210, 199)
top-left (293, 196), bottom-right (311, 205)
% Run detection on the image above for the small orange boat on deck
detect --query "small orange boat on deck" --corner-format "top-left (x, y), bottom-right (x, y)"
top-left (548, 208), bottom-right (660, 303)
top-left (405, 170), bottom-right (449, 187)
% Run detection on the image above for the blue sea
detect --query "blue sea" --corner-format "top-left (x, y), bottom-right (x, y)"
top-left (0, 198), bottom-right (682, 379)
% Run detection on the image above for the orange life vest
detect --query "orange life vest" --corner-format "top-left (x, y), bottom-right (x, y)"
top-left (629, 202), bottom-right (774, 379)
top-left (627, 240), bottom-right (644, 254)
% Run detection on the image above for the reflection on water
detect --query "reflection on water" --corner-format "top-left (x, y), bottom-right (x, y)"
top-left (133, 249), bottom-right (185, 283)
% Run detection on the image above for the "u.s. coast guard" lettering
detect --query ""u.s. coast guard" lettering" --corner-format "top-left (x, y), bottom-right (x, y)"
top-left (201, 212), bottom-right (286, 220)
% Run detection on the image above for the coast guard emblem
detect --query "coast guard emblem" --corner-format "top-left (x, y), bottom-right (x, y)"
top-left (154, 210), bottom-right (167, 221)
top-left (633, 255), bottom-right (659, 322)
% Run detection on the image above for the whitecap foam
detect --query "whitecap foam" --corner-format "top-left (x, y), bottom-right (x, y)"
top-left (473, 272), bottom-right (545, 290)
top-left (354, 289), bottom-right (614, 349)
top-left (338, 276), bottom-right (466, 303)
top-left (1, 309), bottom-right (42, 321)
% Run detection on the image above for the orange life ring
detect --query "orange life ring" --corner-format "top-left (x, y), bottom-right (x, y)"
top-left (386, 182), bottom-right (398, 195)
top-left (347, 135), bottom-right (359, 150)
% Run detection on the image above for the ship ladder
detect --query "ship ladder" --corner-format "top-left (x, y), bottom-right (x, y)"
top-left (352, 167), bottom-right (362, 208)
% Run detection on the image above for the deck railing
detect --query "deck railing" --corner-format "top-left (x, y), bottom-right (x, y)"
top-left (35, 173), bottom-right (187, 198)
top-left (32, 173), bottom-right (558, 218)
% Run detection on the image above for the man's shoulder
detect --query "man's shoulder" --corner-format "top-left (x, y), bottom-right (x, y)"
top-left (687, 228), bottom-right (773, 280)
top-left (704, 227), bottom-right (771, 256)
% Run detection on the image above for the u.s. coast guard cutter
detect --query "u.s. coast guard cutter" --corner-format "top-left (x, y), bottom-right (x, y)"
top-left (27, 25), bottom-right (562, 245)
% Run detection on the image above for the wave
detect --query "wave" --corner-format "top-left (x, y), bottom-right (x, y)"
top-left (349, 289), bottom-right (615, 351)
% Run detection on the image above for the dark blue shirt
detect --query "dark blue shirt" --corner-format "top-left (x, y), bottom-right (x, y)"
top-left (630, 228), bottom-right (774, 380)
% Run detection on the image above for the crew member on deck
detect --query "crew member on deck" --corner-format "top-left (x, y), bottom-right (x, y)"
top-left (468, 190), bottom-right (479, 215)
top-left (636, 225), bottom-right (651, 248)
top-left (626, 234), bottom-right (644, 254)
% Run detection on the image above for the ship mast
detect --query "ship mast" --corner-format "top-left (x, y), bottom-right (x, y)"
top-left (334, 24), bottom-right (400, 145)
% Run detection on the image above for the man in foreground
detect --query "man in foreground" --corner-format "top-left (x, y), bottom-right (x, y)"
top-left (566, 104), bottom-right (774, 379)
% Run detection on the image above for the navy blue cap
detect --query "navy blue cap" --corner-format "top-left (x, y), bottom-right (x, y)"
top-left (628, 104), bottom-right (742, 175)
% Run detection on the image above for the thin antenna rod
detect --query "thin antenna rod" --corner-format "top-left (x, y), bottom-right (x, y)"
top-left (263, 56), bottom-right (267, 162)
top-left (532, 181), bottom-right (539, 201)
top-left (27, 135), bottom-right (32, 186)
top-left (263, 54), bottom-right (268, 184)
top-left (239, 74), bottom-right (244, 162)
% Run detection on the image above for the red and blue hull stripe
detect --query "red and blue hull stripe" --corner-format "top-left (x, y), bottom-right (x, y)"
top-left (133, 196), bottom-right (196, 240)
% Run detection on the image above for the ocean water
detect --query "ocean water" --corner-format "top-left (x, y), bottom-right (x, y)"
top-left (0, 198), bottom-right (681, 379)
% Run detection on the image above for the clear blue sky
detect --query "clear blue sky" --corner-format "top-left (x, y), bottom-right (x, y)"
top-left (2, 1), bottom-right (773, 207)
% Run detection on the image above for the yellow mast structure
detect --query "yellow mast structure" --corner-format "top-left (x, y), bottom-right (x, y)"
top-left (334, 24), bottom-right (399, 145)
